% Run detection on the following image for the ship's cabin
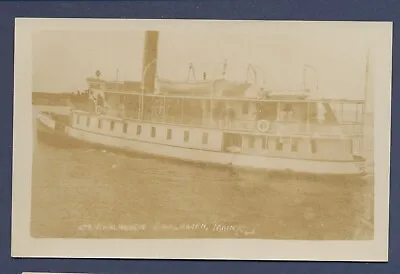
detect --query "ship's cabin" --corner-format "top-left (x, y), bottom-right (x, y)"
top-left (71, 77), bottom-right (366, 162)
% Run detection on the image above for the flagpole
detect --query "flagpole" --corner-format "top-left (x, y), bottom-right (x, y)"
top-left (361, 48), bottom-right (370, 157)
top-left (363, 49), bottom-right (370, 124)
top-left (210, 79), bottom-right (214, 127)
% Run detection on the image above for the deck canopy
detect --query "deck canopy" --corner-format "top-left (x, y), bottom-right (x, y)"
top-left (157, 78), bottom-right (254, 97)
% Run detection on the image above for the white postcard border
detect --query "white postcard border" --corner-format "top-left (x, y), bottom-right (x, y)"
top-left (12, 18), bottom-right (392, 261)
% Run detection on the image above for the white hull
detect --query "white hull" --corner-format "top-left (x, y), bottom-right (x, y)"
top-left (65, 125), bottom-right (366, 176)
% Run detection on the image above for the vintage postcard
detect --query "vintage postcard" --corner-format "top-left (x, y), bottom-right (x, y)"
top-left (12, 18), bottom-right (392, 261)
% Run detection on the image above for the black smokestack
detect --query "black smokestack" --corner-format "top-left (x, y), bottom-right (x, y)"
top-left (142, 30), bottom-right (159, 93)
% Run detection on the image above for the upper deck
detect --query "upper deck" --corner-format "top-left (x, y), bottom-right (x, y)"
top-left (76, 75), bottom-right (366, 140)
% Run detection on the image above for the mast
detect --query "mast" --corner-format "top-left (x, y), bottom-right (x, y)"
top-left (209, 77), bottom-right (214, 126)
top-left (361, 48), bottom-right (371, 157)
top-left (222, 59), bottom-right (227, 78)
top-left (362, 48), bottom-right (370, 123)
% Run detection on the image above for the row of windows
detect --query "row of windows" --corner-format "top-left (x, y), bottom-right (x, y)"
top-left (76, 115), bottom-right (209, 144)
top-left (247, 136), bottom-right (317, 153)
top-left (150, 126), bottom-right (208, 144)
top-left (149, 126), bottom-right (208, 144)
top-left (77, 115), bottom-right (316, 153)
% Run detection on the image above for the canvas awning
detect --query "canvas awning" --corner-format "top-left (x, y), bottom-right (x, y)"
top-left (157, 78), bottom-right (252, 97)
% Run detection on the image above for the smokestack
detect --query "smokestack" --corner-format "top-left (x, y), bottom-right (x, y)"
top-left (142, 30), bottom-right (159, 93)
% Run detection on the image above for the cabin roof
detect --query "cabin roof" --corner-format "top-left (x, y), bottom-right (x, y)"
top-left (157, 78), bottom-right (252, 97)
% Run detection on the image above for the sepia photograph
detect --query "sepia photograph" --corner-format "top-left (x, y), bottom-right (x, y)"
top-left (12, 19), bottom-right (392, 261)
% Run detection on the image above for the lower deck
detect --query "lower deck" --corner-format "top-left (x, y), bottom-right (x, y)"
top-left (71, 110), bottom-right (363, 163)
top-left (36, 110), bottom-right (366, 175)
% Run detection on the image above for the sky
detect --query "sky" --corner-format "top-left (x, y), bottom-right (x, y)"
top-left (31, 21), bottom-right (392, 111)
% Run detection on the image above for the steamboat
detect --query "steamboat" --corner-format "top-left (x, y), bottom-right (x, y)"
top-left (36, 30), bottom-right (368, 177)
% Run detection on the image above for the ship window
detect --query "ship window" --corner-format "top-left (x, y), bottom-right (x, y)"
top-left (248, 136), bottom-right (255, 148)
top-left (291, 139), bottom-right (298, 152)
top-left (120, 95), bottom-right (125, 103)
top-left (136, 125), bottom-right (142, 135)
top-left (262, 137), bottom-right (266, 150)
top-left (151, 127), bottom-right (156, 138)
top-left (123, 123), bottom-right (128, 133)
top-left (98, 119), bottom-right (102, 129)
top-left (310, 139), bottom-right (317, 154)
top-left (202, 133), bottom-right (208, 144)
top-left (276, 139), bottom-right (283, 151)
top-left (86, 116), bottom-right (90, 127)
top-left (184, 131), bottom-right (190, 142)
top-left (167, 129), bottom-right (172, 140)
top-left (110, 121), bottom-right (115, 131)
top-left (76, 115), bottom-right (80, 125)
top-left (242, 102), bottom-right (249, 114)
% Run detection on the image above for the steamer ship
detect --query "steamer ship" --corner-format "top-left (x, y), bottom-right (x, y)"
top-left (36, 30), bottom-right (368, 177)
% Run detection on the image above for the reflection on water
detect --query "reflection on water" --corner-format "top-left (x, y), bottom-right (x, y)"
top-left (31, 141), bottom-right (374, 240)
